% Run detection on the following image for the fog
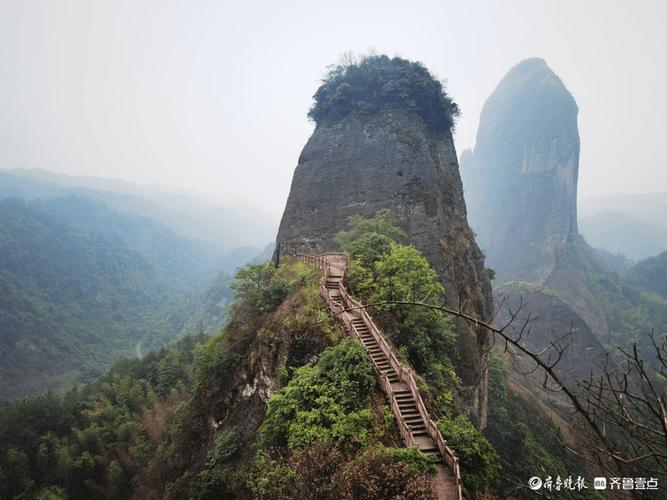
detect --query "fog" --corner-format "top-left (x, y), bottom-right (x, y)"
top-left (2, 0), bottom-right (665, 220)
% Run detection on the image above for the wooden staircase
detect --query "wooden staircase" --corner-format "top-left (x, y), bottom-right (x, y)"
top-left (291, 252), bottom-right (462, 500)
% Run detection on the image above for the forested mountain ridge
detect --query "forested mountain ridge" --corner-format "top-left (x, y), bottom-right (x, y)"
top-left (0, 196), bottom-right (231, 402)
top-left (0, 240), bottom-right (590, 499)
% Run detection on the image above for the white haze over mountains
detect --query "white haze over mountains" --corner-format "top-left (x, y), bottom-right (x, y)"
top-left (0, 167), bottom-right (275, 251)
top-left (1, 0), bottom-right (666, 219)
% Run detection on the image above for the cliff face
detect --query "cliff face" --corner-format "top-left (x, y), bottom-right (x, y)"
top-left (461, 58), bottom-right (580, 283)
top-left (461, 58), bottom-right (609, 341)
top-left (275, 110), bottom-right (493, 426)
top-left (493, 282), bottom-right (610, 404)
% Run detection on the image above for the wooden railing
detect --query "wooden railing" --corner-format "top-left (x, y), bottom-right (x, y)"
top-left (289, 253), bottom-right (330, 273)
top-left (289, 252), bottom-right (462, 499)
top-left (337, 279), bottom-right (462, 498)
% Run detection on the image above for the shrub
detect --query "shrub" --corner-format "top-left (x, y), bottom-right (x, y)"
top-left (260, 339), bottom-right (375, 449)
top-left (439, 415), bottom-right (500, 492)
top-left (309, 54), bottom-right (459, 134)
top-left (376, 446), bottom-right (437, 475)
top-left (193, 334), bottom-right (240, 389)
top-left (246, 443), bottom-right (436, 500)
top-left (344, 449), bottom-right (435, 499)
top-left (193, 430), bottom-right (239, 498)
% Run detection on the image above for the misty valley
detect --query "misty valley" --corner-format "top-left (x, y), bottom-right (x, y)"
top-left (1, 4), bottom-right (666, 500)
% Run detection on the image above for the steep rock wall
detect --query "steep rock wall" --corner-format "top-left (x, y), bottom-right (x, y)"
top-left (461, 58), bottom-right (609, 341)
top-left (275, 111), bottom-right (493, 426)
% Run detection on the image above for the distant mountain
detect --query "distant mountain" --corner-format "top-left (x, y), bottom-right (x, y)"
top-left (37, 195), bottom-right (223, 291)
top-left (460, 58), bottom-right (609, 345)
top-left (592, 247), bottom-right (634, 274)
top-left (579, 192), bottom-right (667, 226)
top-left (461, 57), bottom-right (667, 385)
top-left (628, 251), bottom-right (667, 299)
top-left (578, 194), bottom-right (667, 260)
top-left (0, 196), bottom-right (233, 402)
top-left (0, 168), bottom-right (276, 251)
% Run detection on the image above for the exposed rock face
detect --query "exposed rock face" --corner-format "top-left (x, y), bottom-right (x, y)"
top-left (461, 58), bottom-right (579, 283)
top-left (494, 282), bottom-right (609, 404)
top-left (461, 58), bottom-right (609, 341)
top-left (275, 110), bottom-right (493, 426)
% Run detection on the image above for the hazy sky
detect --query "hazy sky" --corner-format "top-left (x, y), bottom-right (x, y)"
top-left (2, 0), bottom-right (666, 220)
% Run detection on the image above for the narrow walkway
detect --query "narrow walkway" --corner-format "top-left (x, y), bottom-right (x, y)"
top-left (293, 253), bottom-right (461, 500)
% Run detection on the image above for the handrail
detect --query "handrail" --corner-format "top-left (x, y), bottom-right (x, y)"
top-left (289, 252), bottom-right (462, 498)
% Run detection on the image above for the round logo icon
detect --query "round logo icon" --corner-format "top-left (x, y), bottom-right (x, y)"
top-left (528, 477), bottom-right (543, 490)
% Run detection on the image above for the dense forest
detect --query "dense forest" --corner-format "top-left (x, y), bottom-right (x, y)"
top-left (0, 196), bottom-right (234, 402)
top-left (0, 213), bottom-right (597, 499)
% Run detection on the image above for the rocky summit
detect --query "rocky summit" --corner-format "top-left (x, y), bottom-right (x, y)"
top-left (275, 56), bottom-right (493, 426)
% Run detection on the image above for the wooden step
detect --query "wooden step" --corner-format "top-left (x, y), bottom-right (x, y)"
top-left (404, 415), bottom-right (424, 423)
top-left (398, 401), bottom-right (416, 407)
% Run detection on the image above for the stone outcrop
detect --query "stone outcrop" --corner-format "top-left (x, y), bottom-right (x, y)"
top-left (493, 282), bottom-right (609, 403)
top-left (275, 110), bottom-right (493, 427)
top-left (461, 58), bottom-right (609, 341)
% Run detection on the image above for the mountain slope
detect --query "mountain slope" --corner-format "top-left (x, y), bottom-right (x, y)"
top-left (0, 197), bottom-right (229, 402)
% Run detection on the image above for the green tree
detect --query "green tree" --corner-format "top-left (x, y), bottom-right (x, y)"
top-left (439, 415), bottom-right (500, 492)
top-left (260, 340), bottom-right (375, 449)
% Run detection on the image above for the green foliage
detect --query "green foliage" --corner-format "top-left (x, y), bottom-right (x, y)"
top-left (0, 334), bottom-right (201, 500)
top-left (334, 209), bottom-right (406, 253)
top-left (373, 242), bottom-right (444, 304)
top-left (484, 354), bottom-right (600, 499)
top-left (194, 429), bottom-right (239, 498)
top-left (0, 257), bottom-right (335, 499)
top-left (260, 339), bottom-right (375, 449)
top-left (336, 211), bottom-right (458, 411)
top-left (309, 54), bottom-right (459, 134)
top-left (439, 415), bottom-right (500, 492)
top-left (231, 261), bottom-right (314, 313)
top-left (245, 450), bottom-right (297, 499)
top-left (582, 256), bottom-right (667, 373)
top-left (375, 446), bottom-right (437, 475)
top-left (193, 332), bottom-right (240, 390)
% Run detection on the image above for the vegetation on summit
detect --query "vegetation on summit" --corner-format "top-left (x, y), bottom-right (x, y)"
top-left (308, 54), bottom-right (460, 134)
